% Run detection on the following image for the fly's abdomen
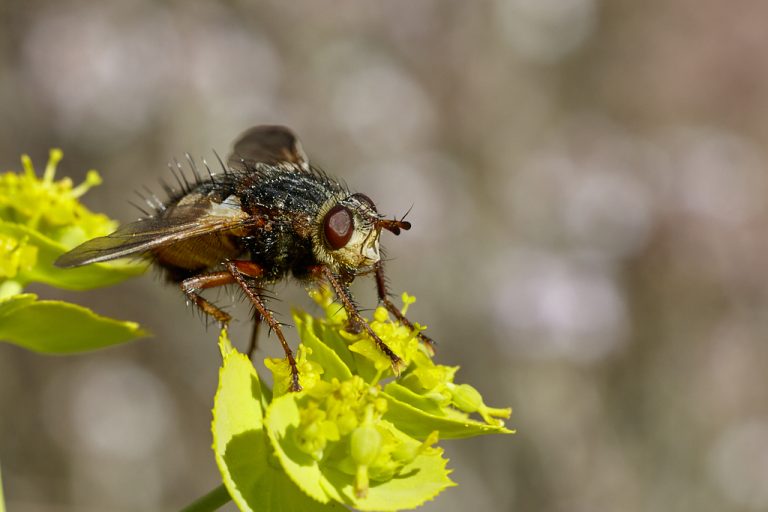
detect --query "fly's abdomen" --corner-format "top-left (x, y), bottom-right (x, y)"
top-left (152, 232), bottom-right (244, 279)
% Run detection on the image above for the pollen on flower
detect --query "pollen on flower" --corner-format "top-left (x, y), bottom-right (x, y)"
top-left (265, 345), bottom-right (323, 396)
top-left (283, 373), bottom-right (433, 499)
top-left (373, 307), bottom-right (389, 323)
top-left (0, 234), bottom-right (37, 278)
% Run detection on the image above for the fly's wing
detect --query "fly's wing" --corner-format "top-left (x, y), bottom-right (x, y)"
top-left (227, 125), bottom-right (309, 172)
top-left (55, 195), bottom-right (258, 268)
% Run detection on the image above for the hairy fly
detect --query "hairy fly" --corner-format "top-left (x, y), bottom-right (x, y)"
top-left (55, 125), bottom-right (432, 391)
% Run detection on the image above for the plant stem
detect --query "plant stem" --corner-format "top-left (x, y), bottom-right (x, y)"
top-left (0, 463), bottom-right (6, 512)
top-left (179, 484), bottom-right (231, 512)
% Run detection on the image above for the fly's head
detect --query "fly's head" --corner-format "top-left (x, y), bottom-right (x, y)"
top-left (313, 192), bottom-right (411, 274)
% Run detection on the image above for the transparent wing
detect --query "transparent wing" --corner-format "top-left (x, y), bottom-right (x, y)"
top-left (55, 198), bottom-right (257, 267)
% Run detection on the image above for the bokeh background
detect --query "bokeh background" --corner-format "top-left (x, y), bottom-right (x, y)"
top-left (2, 1), bottom-right (768, 510)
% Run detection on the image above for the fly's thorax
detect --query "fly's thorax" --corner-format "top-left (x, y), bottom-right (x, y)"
top-left (312, 193), bottom-right (382, 273)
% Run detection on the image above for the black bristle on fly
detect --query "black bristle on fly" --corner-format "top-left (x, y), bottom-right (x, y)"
top-left (185, 153), bottom-right (203, 185)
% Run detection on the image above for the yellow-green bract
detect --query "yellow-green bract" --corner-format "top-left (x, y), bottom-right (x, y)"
top-left (213, 289), bottom-right (513, 512)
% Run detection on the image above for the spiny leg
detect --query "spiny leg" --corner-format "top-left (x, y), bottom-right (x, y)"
top-left (321, 266), bottom-right (404, 374)
top-left (180, 271), bottom-right (235, 325)
top-left (225, 261), bottom-right (302, 392)
top-left (374, 261), bottom-right (435, 354)
top-left (246, 312), bottom-right (262, 360)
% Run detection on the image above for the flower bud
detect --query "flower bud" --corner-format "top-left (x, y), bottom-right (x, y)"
top-left (351, 425), bottom-right (382, 498)
top-left (351, 423), bottom-right (382, 466)
top-left (450, 383), bottom-right (484, 413)
top-left (373, 307), bottom-right (389, 323)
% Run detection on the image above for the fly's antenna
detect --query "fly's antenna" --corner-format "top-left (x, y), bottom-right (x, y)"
top-left (400, 204), bottom-right (414, 223)
top-left (376, 206), bottom-right (412, 236)
top-left (377, 218), bottom-right (411, 235)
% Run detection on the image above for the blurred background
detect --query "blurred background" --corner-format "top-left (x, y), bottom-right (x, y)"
top-left (2, 0), bottom-right (768, 510)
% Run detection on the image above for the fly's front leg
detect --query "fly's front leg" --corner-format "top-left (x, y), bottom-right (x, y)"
top-left (320, 266), bottom-right (405, 374)
top-left (375, 261), bottom-right (436, 354)
top-left (180, 271), bottom-right (235, 326)
top-left (225, 261), bottom-right (302, 392)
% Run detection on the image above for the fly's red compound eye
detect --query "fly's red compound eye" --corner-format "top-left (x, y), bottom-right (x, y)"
top-left (324, 204), bottom-right (354, 249)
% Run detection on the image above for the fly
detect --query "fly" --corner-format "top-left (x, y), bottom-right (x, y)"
top-left (55, 125), bottom-right (433, 391)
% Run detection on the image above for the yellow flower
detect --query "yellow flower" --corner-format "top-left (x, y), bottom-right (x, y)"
top-left (0, 149), bottom-right (116, 248)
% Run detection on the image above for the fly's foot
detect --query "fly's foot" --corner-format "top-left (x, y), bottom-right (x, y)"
top-left (289, 370), bottom-right (303, 392)
top-left (346, 316), bottom-right (365, 334)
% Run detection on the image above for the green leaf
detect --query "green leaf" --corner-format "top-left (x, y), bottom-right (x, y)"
top-left (212, 339), bottom-right (343, 512)
top-left (303, 308), bottom-right (358, 372)
top-left (295, 313), bottom-right (353, 382)
top-left (0, 293), bottom-right (147, 353)
top-left (0, 293), bottom-right (36, 316)
top-left (382, 383), bottom-right (514, 440)
top-left (0, 221), bottom-right (145, 290)
top-left (264, 394), bottom-right (337, 503)
top-left (266, 393), bottom-right (455, 511)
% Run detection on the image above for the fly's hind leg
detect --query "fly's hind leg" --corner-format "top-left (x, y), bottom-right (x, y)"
top-left (225, 261), bottom-right (302, 392)
top-left (374, 261), bottom-right (436, 354)
top-left (246, 312), bottom-right (262, 360)
top-left (181, 265), bottom-right (275, 375)
top-left (180, 271), bottom-right (235, 325)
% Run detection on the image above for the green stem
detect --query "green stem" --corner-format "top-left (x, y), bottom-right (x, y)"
top-left (0, 463), bottom-right (6, 512)
top-left (179, 484), bottom-right (231, 512)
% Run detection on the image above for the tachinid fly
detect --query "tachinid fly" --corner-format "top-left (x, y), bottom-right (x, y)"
top-left (55, 125), bottom-right (432, 391)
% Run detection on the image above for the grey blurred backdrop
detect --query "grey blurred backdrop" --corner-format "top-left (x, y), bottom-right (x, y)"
top-left (2, 1), bottom-right (768, 511)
